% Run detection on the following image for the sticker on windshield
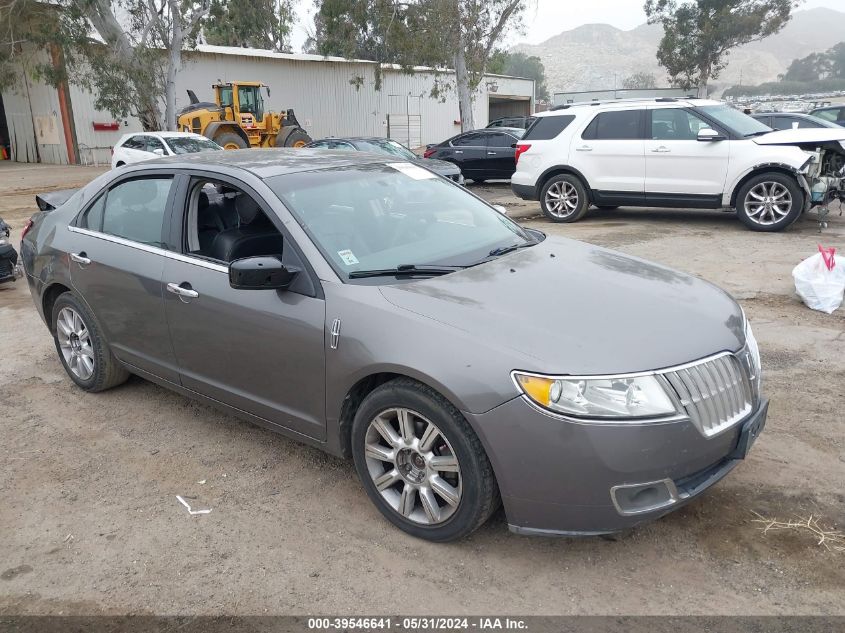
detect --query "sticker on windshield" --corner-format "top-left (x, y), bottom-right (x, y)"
top-left (337, 249), bottom-right (360, 266)
top-left (388, 162), bottom-right (437, 180)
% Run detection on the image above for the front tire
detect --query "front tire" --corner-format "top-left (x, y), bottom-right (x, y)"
top-left (735, 172), bottom-right (803, 232)
top-left (540, 174), bottom-right (590, 222)
top-left (52, 293), bottom-right (129, 392)
top-left (214, 132), bottom-right (248, 150)
top-left (351, 378), bottom-right (500, 542)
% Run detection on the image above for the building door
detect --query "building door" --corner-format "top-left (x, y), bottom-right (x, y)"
top-left (388, 94), bottom-right (422, 149)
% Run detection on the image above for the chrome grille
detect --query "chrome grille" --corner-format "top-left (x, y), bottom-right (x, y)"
top-left (663, 353), bottom-right (754, 437)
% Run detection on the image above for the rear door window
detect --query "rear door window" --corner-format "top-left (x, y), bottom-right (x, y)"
top-left (583, 110), bottom-right (644, 140)
top-left (486, 132), bottom-right (517, 148)
top-left (145, 136), bottom-right (166, 153)
top-left (451, 133), bottom-right (485, 147)
top-left (100, 177), bottom-right (173, 247)
top-left (524, 115), bottom-right (575, 140)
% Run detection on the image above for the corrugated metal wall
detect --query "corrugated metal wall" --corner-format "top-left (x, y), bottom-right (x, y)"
top-left (2, 45), bottom-right (534, 163)
top-left (1, 45), bottom-right (68, 164)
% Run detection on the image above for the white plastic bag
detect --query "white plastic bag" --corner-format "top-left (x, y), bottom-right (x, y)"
top-left (792, 246), bottom-right (845, 314)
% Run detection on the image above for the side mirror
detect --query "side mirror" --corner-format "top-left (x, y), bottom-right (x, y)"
top-left (229, 256), bottom-right (300, 290)
top-left (697, 128), bottom-right (725, 142)
top-left (492, 204), bottom-right (508, 216)
top-left (792, 122), bottom-right (799, 130)
top-left (153, 148), bottom-right (165, 156)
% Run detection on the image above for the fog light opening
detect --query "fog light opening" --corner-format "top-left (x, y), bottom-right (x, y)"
top-left (611, 479), bottom-right (679, 516)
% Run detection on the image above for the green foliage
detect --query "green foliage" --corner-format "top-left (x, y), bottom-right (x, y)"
top-left (204, 0), bottom-right (294, 52)
top-left (644, 0), bottom-right (793, 92)
top-left (783, 42), bottom-right (845, 82)
top-left (488, 50), bottom-right (549, 100)
top-left (622, 72), bottom-right (657, 90)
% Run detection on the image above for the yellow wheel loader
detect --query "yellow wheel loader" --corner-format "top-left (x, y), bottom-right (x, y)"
top-left (177, 81), bottom-right (312, 150)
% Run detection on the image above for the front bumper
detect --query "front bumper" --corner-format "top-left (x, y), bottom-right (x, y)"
top-left (465, 396), bottom-right (768, 536)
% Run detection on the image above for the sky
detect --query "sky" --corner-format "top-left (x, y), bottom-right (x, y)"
top-left (288, 0), bottom-right (845, 52)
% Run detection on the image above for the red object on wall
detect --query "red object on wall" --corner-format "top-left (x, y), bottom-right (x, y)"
top-left (93, 121), bottom-right (120, 131)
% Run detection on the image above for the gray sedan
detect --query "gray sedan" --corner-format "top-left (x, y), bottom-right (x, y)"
top-left (21, 149), bottom-right (767, 541)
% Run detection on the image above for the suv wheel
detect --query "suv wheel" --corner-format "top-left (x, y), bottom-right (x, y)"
top-left (351, 378), bottom-right (500, 542)
top-left (735, 172), bottom-right (803, 232)
top-left (540, 174), bottom-right (589, 223)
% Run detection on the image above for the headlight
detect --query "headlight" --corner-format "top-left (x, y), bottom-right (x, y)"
top-left (744, 318), bottom-right (762, 394)
top-left (513, 372), bottom-right (679, 419)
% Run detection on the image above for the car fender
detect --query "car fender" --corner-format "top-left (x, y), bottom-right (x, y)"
top-left (536, 164), bottom-right (593, 197)
top-left (725, 161), bottom-right (811, 208)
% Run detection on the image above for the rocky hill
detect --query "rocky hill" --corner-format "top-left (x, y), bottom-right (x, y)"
top-left (513, 7), bottom-right (845, 95)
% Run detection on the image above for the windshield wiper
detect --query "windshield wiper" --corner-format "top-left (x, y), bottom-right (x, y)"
top-left (488, 241), bottom-right (536, 257)
top-left (348, 264), bottom-right (464, 279)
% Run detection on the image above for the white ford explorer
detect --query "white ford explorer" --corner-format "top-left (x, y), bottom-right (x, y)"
top-left (511, 98), bottom-right (845, 231)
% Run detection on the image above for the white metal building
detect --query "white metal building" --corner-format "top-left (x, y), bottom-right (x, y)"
top-left (0, 43), bottom-right (535, 165)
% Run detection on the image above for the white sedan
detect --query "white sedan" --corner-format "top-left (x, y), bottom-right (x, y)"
top-left (111, 131), bottom-right (222, 169)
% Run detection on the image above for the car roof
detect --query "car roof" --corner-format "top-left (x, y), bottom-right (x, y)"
top-left (138, 148), bottom-right (392, 179)
top-left (539, 98), bottom-right (721, 116)
top-left (314, 137), bottom-right (404, 144)
top-left (753, 112), bottom-right (812, 117)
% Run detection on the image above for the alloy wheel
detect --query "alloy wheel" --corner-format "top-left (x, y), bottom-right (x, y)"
top-left (56, 307), bottom-right (95, 380)
top-left (545, 181), bottom-right (580, 218)
top-left (744, 181), bottom-right (792, 226)
top-left (364, 407), bottom-right (462, 525)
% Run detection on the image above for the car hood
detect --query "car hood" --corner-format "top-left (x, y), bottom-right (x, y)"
top-left (379, 236), bottom-right (745, 375)
top-left (414, 158), bottom-right (460, 176)
top-left (753, 128), bottom-right (845, 145)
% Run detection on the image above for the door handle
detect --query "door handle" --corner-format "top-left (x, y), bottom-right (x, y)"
top-left (575, 145), bottom-right (593, 152)
top-left (651, 146), bottom-right (671, 153)
top-left (454, 150), bottom-right (463, 154)
top-left (167, 282), bottom-right (199, 299)
top-left (70, 252), bottom-right (91, 266)
top-left (487, 152), bottom-right (497, 155)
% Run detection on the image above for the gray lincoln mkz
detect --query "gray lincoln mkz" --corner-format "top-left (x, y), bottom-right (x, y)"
top-left (21, 149), bottom-right (767, 541)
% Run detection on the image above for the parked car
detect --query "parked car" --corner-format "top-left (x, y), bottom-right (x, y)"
top-left (487, 116), bottom-right (536, 130)
top-left (22, 149), bottom-right (766, 542)
top-left (750, 112), bottom-right (840, 130)
top-left (511, 98), bottom-right (845, 231)
top-left (424, 128), bottom-right (526, 183)
top-left (808, 105), bottom-right (845, 126)
top-left (0, 216), bottom-right (20, 285)
top-left (111, 131), bottom-right (222, 169)
top-left (305, 136), bottom-right (463, 184)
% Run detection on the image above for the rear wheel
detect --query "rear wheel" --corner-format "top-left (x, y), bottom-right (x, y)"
top-left (214, 132), bottom-right (248, 150)
top-left (735, 172), bottom-right (803, 232)
top-left (52, 293), bottom-right (129, 392)
top-left (351, 378), bottom-right (499, 542)
top-left (276, 127), bottom-right (312, 148)
top-left (540, 174), bottom-right (589, 222)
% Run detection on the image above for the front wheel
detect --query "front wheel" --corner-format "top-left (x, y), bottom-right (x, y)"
top-left (735, 172), bottom-right (803, 232)
top-left (540, 174), bottom-right (590, 222)
top-left (351, 378), bottom-right (500, 542)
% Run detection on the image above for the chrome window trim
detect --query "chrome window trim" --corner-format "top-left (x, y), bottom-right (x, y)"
top-left (67, 226), bottom-right (228, 273)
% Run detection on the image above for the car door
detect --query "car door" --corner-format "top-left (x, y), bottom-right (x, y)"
top-left (644, 107), bottom-right (730, 204)
top-left (161, 172), bottom-right (327, 440)
top-left (484, 131), bottom-right (519, 179)
top-left (575, 109), bottom-right (646, 202)
top-left (445, 132), bottom-right (486, 178)
top-left (67, 173), bottom-right (180, 381)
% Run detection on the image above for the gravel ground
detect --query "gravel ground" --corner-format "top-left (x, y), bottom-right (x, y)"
top-left (0, 163), bottom-right (843, 616)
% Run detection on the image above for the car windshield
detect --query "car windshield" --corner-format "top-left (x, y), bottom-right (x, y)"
top-left (697, 104), bottom-right (772, 137)
top-left (165, 137), bottom-right (223, 154)
top-left (267, 163), bottom-right (536, 278)
top-left (354, 140), bottom-right (418, 160)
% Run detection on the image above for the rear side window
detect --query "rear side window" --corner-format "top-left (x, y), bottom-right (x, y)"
top-left (583, 110), bottom-right (644, 140)
top-left (81, 177), bottom-right (173, 247)
top-left (524, 115), bottom-right (575, 140)
top-left (486, 132), bottom-right (517, 148)
top-left (451, 133), bottom-right (484, 147)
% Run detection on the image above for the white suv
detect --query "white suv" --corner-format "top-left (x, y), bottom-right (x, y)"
top-left (512, 98), bottom-right (845, 231)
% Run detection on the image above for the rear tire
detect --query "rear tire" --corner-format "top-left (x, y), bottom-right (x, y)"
top-left (51, 293), bottom-right (129, 392)
top-left (735, 172), bottom-right (803, 232)
top-left (540, 174), bottom-right (590, 222)
top-left (351, 378), bottom-right (500, 542)
top-left (214, 132), bottom-right (248, 150)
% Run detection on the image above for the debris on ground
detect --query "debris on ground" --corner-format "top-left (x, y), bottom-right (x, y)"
top-left (176, 495), bottom-right (212, 516)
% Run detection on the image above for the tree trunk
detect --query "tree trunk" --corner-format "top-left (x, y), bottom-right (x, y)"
top-left (165, 0), bottom-right (184, 131)
top-left (454, 33), bottom-right (474, 132)
top-left (697, 67), bottom-right (710, 98)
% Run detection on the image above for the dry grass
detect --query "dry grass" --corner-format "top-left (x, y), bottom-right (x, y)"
top-left (751, 511), bottom-right (845, 552)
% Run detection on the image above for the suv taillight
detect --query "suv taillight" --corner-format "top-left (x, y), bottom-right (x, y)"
top-left (514, 144), bottom-right (531, 165)
top-left (423, 147), bottom-right (436, 158)
top-left (21, 218), bottom-right (34, 241)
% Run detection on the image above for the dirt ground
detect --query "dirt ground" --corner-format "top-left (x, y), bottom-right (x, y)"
top-left (0, 162), bottom-right (843, 616)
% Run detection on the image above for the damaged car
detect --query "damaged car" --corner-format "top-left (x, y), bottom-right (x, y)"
top-left (511, 98), bottom-right (845, 231)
